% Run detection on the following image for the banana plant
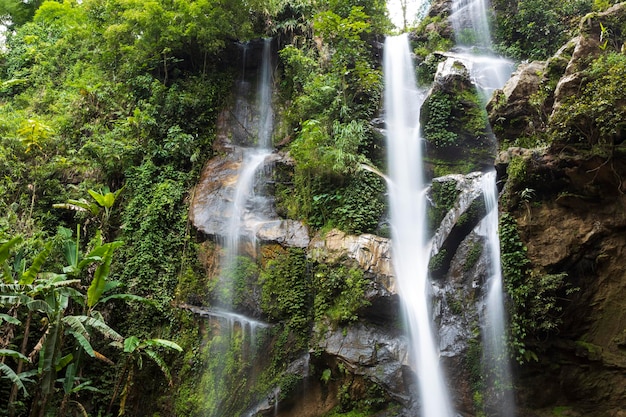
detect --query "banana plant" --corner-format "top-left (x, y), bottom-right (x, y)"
top-left (53, 186), bottom-right (124, 238)
top-left (108, 336), bottom-right (182, 416)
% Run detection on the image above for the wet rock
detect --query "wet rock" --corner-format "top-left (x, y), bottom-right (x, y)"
top-left (487, 60), bottom-right (544, 143)
top-left (317, 322), bottom-right (410, 402)
top-left (308, 229), bottom-right (394, 289)
top-left (190, 142), bottom-right (309, 249)
top-left (429, 172), bottom-right (487, 279)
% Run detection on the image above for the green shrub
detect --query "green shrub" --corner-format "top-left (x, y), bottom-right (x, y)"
top-left (422, 91), bottom-right (458, 147)
top-left (260, 248), bottom-right (310, 332)
top-left (312, 263), bottom-right (370, 325)
top-left (429, 179), bottom-right (459, 231)
top-left (551, 52), bottom-right (626, 148)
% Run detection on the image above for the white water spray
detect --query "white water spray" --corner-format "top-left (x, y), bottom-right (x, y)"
top-left (449, 0), bottom-right (492, 48)
top-left (448, 0), bottom-right (514, 100)
top-left (384, 34), bottom-right (454, 417)
top-left (222, 39), bottom-right (274, 304)
top-left (479, 171), bottom-right (515, 416)
top-left (256, 38), bottom-right (274, 149)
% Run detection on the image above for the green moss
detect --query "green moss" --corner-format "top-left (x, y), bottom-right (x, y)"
top-left (313, 263), bottom-right (370, 325)
top-left (260, 248), bottom-right (310, 334)
top-left (464, 241), bottom-right (483, 272)
top-left (446, 291), bottom-right (464, 315)
top-left (428, 249), bottom-right (448, 272)
top-left (428, 179), bottom-right (459, 230)
top-left (422, 90), bottom-right (458, 147)
top-left (506, 156), bottom-right (528, 186)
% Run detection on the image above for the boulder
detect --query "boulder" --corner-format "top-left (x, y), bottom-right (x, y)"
top-left (422, 58), bottom-right (495, 175)
top-left (316, 322), bottom-right (411, 403)
top-left (487, 60), bottom-right (544, 143)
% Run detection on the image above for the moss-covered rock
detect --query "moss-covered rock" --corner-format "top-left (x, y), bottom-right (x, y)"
top-left (421, 58), bottom-right (494, 177)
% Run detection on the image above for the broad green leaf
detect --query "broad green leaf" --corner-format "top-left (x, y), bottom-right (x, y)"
top-left (141, 339), bottom-right (182, 352)
top-left (144, 348), bottom-right (172, 383)
top-left (53, 199), bottom-right (100, 216)
top-left (0, 236), bottom-right (23, 265)
top-left (55, 353), bottom-right (74, 371)
top-left (19, 242), bottom-right (52, 285)
top-left (1, 295), bottom-right (27, 307)
top-left (0, 349), bottom-right (30, 362)
top-left (0, 363), bottom-right (28, 396)
top-left (41, 319), bottom-right (62, 395)
top-left (124, 336), bottom-right (140, 353)
top-left (75, 255), bottom-right (103, 271)
top-left (103, 280), bottom-right (122, 294)
top-left (71, 379), bottom-right (100, 393)
top-left (0, 313), bottom-right (21, 325)
top-left (68, 315), bottom-right (123, 342)
top-left (63, 240), bottom-right (78, 270)
top-left (62, 361), bottom-right (77, 394)
top-left (27, 299), bottom-right (54, 316)
top-left (62, 316), bottom-right (89, 339)
top-left (87, 190), bottom-right (108, 207)
top-left (87, 242), bottom-right (123, 307)
top-left (67, 330), bottom-right (95, 357)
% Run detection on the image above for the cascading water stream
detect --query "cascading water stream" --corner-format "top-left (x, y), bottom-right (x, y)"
top-left (450, 0), bottom-right (492, 49)
top-left (448, 0), bottom-right (514, 100)
top-left (221, 38), bottom-right (274, 309)
top-left (479, 171), bottom-right (515, 416)
top-left (256, 38), bottom-right (274, 149)
top-left (384, 33), bottom-right (454, 417)
top-left (201, 37), bottom-right (275, 417)
top-left (447, 0), bottom-right (516, 412)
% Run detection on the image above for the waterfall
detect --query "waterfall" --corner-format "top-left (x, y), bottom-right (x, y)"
top-left (384, 34), bottom-right (454, 417)
top-left (448, 0), bottom-right (514, 100)
top-left (221, 38), bottom-right (274, 305)
top-left (450, 0), bottom-right (492, 48)
top-left (447, 0), bottom-right (516, 412)
top-left (201, 38), bottom-right (275, 417)
top-left (257, 38), bottom-right (274, 149)
top-left (479, 171), bottom-right (515, 416)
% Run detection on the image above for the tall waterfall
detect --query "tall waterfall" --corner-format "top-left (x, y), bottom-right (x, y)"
top-left (384, 34), bottom-right (454, 417)
top-left (222, 38), bottom-right (274, 304)
top-left (256, 38), bottom-right (274, 149)
top-left (447, 0), bottom-right (516, 412)
top-left (480, 171), bottom-right (515, 416)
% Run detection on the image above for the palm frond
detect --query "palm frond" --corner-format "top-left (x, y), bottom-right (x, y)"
top-left (0, 362), bottom-right (28, 396)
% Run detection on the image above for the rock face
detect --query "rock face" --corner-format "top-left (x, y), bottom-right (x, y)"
top-left (496, 146), bottom-right (626, 417)
top-left (316, 323), bottom-right (411, 403)
top-left (486, 5), bottom-right (626, 414)
top-left (422, 57), bottom-right (495, 175)
top-left (487, 60), bottom-right (545, 143)
top-left (190, 138), bottom-right (310, 250)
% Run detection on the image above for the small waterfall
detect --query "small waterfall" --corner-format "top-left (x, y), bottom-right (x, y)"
top-left (202, 38), bottom-right (275, 417)
top-left (384, 34), bottom-right (454, 417)
top-left (479, 171), bottom-right (515, 416)
top-left (450, 0), bottom-right (492, 48)
top-left (256, 38), bottom-right (274, 149)
top-left (448, 0), bottom-right (514, 100)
